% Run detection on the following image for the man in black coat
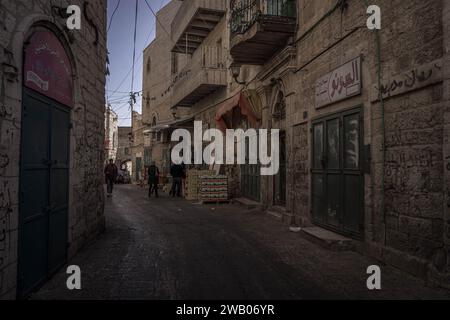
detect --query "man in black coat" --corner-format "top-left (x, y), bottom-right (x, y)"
top-left (170, 163), bottom-right (184, 197)
top-left (148, 161), bottom-right (160, 198)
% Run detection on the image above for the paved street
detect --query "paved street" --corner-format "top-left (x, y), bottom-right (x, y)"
top-left (32, 185), bottom-right (450, 300)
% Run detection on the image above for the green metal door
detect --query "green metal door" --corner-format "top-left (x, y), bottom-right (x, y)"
top-left (19, 89), bottom-right (70, 296)
top-left (242, 163), bottom-right (261, 202)
top-left (311, 108), bottom-right (363, 237)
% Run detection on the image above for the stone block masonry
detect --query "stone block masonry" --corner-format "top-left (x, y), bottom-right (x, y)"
top-left (0, 0), bottom-right (107, 298)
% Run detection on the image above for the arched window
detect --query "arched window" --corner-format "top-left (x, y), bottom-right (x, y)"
top-left (152, 116), bottom-right (157, 141)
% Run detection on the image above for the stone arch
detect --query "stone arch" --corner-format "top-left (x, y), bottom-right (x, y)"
top-left (8, 15), bottom-right (78, 104)
top-left (270, 81), bottom-right (286, 120)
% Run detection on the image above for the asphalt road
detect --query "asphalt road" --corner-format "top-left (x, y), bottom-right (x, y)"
top-left (32, 185), bottom-right (450, 300)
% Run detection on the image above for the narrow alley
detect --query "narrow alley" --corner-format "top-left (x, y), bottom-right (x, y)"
top-left (32, 185), bottom-right (450, 300)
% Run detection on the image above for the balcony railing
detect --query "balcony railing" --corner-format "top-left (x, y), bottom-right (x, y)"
top-left (171, 45), bottom-right (227, 108)
top-left (231, 0), bottom-right (297, 35)
top-left (230, 0), bottom-right (297, 65)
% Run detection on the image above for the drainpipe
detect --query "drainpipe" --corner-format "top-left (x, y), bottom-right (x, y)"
top-left (361, 0), bottom-right (386, 245)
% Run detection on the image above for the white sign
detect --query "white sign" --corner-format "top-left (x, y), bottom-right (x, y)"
top-left (315, 57), bottom-right (361, 109)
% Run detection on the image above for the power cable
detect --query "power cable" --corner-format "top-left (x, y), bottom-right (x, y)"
top-left (107, 0), bottom-right (121, 34)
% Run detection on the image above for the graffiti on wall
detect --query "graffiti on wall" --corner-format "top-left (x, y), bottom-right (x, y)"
top-left (385, 147), bottom-right (441, 193)
top-left (0, 180), bottom-right (12, 268)
top-left (372, 59), bottom-right (442, 102)
top-left (292, 124), bottom-right (309, 215)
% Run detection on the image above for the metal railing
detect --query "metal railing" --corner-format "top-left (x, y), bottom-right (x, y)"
top-left (172, 45), bottom-right (227, 85)
top-left (231, 0), bottom-right (297, 34)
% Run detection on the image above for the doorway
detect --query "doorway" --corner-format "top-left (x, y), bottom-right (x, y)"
top-left (19, 89), bottom-right (70, 296)
top-left (311, 108), bottom-right (364, 237)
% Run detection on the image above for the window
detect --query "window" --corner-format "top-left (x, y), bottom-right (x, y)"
top-left (152, 117), bottom-right (157, 141)
top-left (171, 52), bottom-right (178, 75)
top-left (124, 147), bottom-right (130, 155)
top-left (146, 57), bottom-right (151, 72)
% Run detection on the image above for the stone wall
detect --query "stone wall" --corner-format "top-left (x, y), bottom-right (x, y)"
top-left (117, 126), bottom-right (132, 166)
top-left (0, 0), bottom-right (107, 298)
top-left (141, 0), bottom-right (184, 174)
top-left (280, 0), bottom-right (448, 285)
top-left (229, 0), bottom-right (449, 286)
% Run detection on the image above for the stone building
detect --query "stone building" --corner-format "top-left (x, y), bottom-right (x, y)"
top-left (142, 0), bottom-right (189, 179)
top-left (0, 0), bottom-right (107, 298)
top-left (116, 126), bottom-right (132, 172)
top-left (131, 111), bottom-right (145, 183)
top-left (228, 0), bottom-right (450, 288)
top-left (143, 0), bottom-right (450, 288)
top-left (104, 106), bottom-right (118, 163)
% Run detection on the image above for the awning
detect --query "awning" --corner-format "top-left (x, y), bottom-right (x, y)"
top-left (215, 91), bottom-right (261, 132)
top-left (143, 117), bottom-right (194, 134)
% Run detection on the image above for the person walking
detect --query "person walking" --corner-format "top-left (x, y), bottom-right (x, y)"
top-left (148, 161), bottom-right (160, 198)
top-left (104, 159), bottom-right (118, 197)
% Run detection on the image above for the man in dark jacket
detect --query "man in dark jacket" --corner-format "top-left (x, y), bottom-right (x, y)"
top-left (170, 163), bottom-right (184, 197)
top-left (104, 159), bottom-right (118, 197)
top-left (148, 161), bottom-right (160, 198)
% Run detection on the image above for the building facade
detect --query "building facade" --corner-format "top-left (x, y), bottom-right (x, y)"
top-left (104, 106), bottom-right (118, 163)
top-left (0, 0), bottom-right (107, 298)
top-left (131, 111), bottom-right (145, 183)
top-left (142, 0), bottom-right (187, 179)
top-left (229, 0), bottom-right (450, 288)
top-left (142, 0), bottom-right (450, 287)
top-left (116, 126), bottom-right (132, 172)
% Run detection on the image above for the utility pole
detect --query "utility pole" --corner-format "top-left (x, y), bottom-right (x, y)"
top-left (130, 0), bottom-right (138, 144)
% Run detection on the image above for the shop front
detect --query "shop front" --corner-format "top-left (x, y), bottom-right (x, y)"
top-left (310, 57), bottom-right (365, 238)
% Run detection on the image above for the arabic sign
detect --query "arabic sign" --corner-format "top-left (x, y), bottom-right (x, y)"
top-left (315, 57), bottom-right (361, 109)
top-left (371, 59), bottom-right (442, 102)
top-left (24, 30), bottom-right (74, 107)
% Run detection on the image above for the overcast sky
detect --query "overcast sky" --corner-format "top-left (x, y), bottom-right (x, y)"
top-left (106, 0), bottom-right (170, 127)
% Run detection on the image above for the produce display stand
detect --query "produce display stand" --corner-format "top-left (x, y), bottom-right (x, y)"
top-left (184, 169), bottom-right (216, 201)
top-left (199, 175), bottom-right (229, 204)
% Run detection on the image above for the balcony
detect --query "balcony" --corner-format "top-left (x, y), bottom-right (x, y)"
top-left (171, 0), bottom-right (227, 55)
top-left (171, 46), bottom-right (227, 108)
top-left (230, 0), bottom-right (297, 65)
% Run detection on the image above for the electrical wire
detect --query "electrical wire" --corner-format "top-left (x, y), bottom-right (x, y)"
top-left (107, 0), bottom-right (121, 34)
top-left (131, 0), bottom-right (139, 94)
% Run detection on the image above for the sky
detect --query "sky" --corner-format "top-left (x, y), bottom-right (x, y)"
top-left (106, 0), bottom-right (171, 127)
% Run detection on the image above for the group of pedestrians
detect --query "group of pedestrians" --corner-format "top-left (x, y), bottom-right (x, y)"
top-left (148, 162), bottom-right (186, 198)
top-left (104, 159), bottom-right (186, 199)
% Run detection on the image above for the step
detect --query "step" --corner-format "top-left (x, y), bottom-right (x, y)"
top-left (232, 197), bottom-right (262, 210)
top-left (301, 227), bottom-right (355, 252)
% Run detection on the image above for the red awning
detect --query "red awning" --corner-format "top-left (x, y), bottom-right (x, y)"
top-left (215, 91), bottom-right (260, 132)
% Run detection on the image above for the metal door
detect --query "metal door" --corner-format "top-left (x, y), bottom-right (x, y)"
top-left (311, 108), bottom-right (363, 237)
top-left (19, 89), bottom-right (70, 296)
top-left (242, 163), bottom-right (261, 202)
top-left (274, 130), bottom-right (286, 206)
top-left (241, 132), bottom-right (261, 202)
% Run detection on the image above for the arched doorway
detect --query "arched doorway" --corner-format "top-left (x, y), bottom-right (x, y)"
top-left (18, 27), bottom-right (73, 297)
